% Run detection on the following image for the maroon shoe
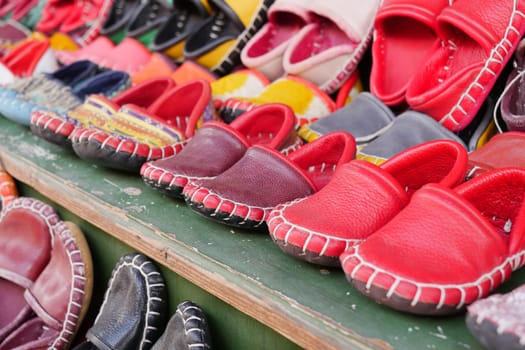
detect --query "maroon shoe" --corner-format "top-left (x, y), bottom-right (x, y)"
top-left (183, 131), bottom-right (356, 230)
top-left (141, 103), bottom-right (302, 199)
top-left (267, 140), bottom-right (468, 267)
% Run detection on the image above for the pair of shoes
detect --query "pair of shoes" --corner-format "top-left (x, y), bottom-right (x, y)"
top-left (370, 0), bottom-right (525, 131)
top-left (69, 79), bottom-right (217, 173)
top-left (73, 253), bottom-right (211, 350)
top-left (55, 36), bottom-right (152, 74)
top-left (298, 92), bottom-right (466, 164)
top-left (466, 283), bottom-right (525, 350)
top-left (179, 130), bottom-right (356, 230)
top-left (0, 37), bottom-right (58, 85)
top-left (0, 197), bottom-right (92, 349)
top-left (141, 103), bottom-right (303, 198)
top-left (220, 75), bottom-right (337, 126)
top-left (0, 166), bottom-right (16, 210)
top-left (0, 61), bottom-right (130, 126)
top-left (241, 0), bottom-right (380, 93)
top-left (149, 0), bottom-right (213, 62)
top-left (30, 76), bottom-right (175, 149)
top-left (182, 0), bottom-right (274, 75)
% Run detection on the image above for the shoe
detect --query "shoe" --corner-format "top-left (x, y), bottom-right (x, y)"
top-left (356, 110), bottom-right (466, 165)
top-left (151, 301), bottom-right (212, 350)
top-left (340, 167), bottom-right (525, 315)
top-left (467, 131), bottom-right (525, 180)
top-left (130, 52), bottom-right (177, 85)
top-left (298, 92), bottom-right (395, 144)
top-left (240, 0), bottom-right (314, 81)
top-left (0, 219), bottom-right (93, 350)
top-left (126, 0), bottom-right (171, 45)
top-left (101, 0), bottom-right (142, 42)
top-left (183, 0), bottom-right (274, 75)
top-left (54, 36), bottom-right (116, 66)
top-left (282, 0), bottom-right (381, 94)
top-left (0, 198), bottom-right (58, 341)
top-left (406, 0), bottom-right (525, 131)
top-left (98, 37), bottom-right (152, 74)
top-left (30, 77), bottom-right (175, 149)
top-left (71, 79), bottom-right (215, 172)
top-left (500, 39), bottom-right (525, 132)
top-left (466, 283), bottom-right (525, 350)
top-left (370, 0), bottom-right (450, 106)
top-left (267, 140), bottom-right (468, 267)
top-left (71, 253), bottom-right (167, 350)
top-left (183, 131), bottom-right (356, 230)
top-left (220, 75), bottom-right (336, 126)
top-left (210, 68), bottom-right (269, 110)
top-left (141, 103), bottom-right (302, 198)
top-left (60, 0), bottom-right (115, 45)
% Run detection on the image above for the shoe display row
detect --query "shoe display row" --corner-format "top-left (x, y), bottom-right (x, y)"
top-left (1, 0), bottom-right (525, 349)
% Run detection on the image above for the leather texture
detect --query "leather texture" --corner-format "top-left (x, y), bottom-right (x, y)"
top-left (183, 131), bottom-right (355, 229)
top-left (370, 0), bottom-right (449, 106)
top-left (74, 253), bottom-right (167, 350)
top-left (298, 92), bottom-right (395, 144)
top-left (406, 0), bottom-right (525, 131)
top-left (0, 198), bottom-right (57, 341)
top-left (467, 132), bottom-right (525, 180)
top-left (151, 301), bottom-right (212, 350)
top-left (267, 139), bottom-right (468, 267)
top-left (341, 167), bottom-right (525, 315)
top-left (500, 40), bottom-right (525, 131)
top-left (140, 103), bottom-right (299, 198)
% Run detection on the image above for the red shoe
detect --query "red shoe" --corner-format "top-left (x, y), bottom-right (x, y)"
top-left (267, 140), bottom-right (468, 266)
top-left (406, 0), bottom-right (525, 131)
top-left (341, 167), bottom-right (525, 315)
top-left (183, 131), bottom-right (356, 230)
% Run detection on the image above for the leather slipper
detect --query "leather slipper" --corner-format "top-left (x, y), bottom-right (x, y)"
top-left (183, 0), bottom-right (274, 75)
top-left (183, 131), bottom-right (356, 230)
top-left (467, 132), bottom-right (525, 180)
top-left (141, 103), bottom-right (301, 198)
top-left (240, 0), bottom-right (314, 81)
top-left (0, 198), bottom-right (58, 341)
top-left (54, 36), bottom-right (115, 66)
top-left (130, 52), bottom-right (177, 85)
top-left (0, 220), bottom-right (93, 349)
top-left (70, 79), bottom-right (216, 172)
top-left (341, 167), bottom-right (525, 315)
top-left (220, 75), bottom-right (336, 126)
top-left (267, 140), bottom-right (468, 267)
top-left (152, 301), bottom-right (212, 350)
top-left (210, 68), bottom-right (269, 110)
top-left (101, 0), bottom-right (142, 40)
top-left (30, 77), bottom-right (175, 150)
top-left (71, 253), bottom-right (167, 350)
top-left (406, 0), bottom-right (525, 131)
top-left (297, 92), bottom-right (394, 144)
top-left (370, 0), bottom-right (449, 106)
top-left (0, 167), bottom-right (17, 210)
top-left (282, 0), bottom-right (380, 94)
top-left (500, 39), bottom-right (525, 132)
top-left (150, 0), bottom-right (213, 61)
top-left (356, 110), bottom-right (466, 165)
top-left (466, 283), bottom-right (525, 350)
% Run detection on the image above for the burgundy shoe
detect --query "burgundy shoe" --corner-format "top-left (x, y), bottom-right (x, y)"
top-left (267, 140), bottom-right (468, 267)
top-left (0, 220), bottom-right (93, 349)
top-left (141, 103), bottom-right (302, 199)
top-left (183, 131), bottom-right (356, 230)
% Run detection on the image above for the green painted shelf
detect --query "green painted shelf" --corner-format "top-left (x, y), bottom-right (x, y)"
top-left (0, 117), bottom-right (521, 349)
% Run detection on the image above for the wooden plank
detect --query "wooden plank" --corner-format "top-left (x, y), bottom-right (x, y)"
top-left (1, 118), bottom-right (521, 349)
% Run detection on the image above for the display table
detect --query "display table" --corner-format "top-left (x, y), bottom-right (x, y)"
top-left (0, 117), bottom-right (520, 350)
